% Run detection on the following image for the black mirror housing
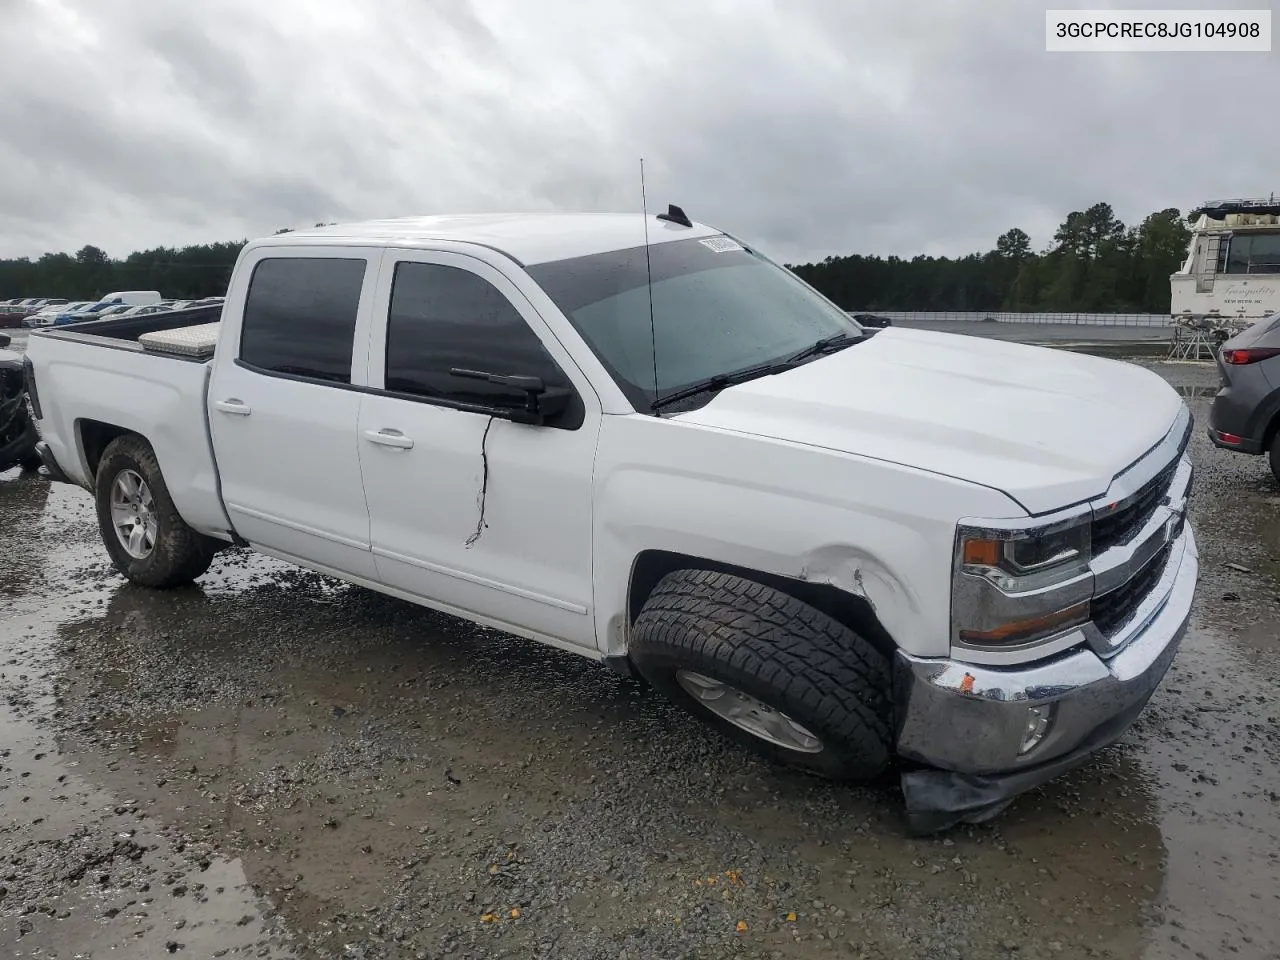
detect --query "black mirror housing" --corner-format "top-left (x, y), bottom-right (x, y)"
top-left (449, 366), bottom-right (570, 426)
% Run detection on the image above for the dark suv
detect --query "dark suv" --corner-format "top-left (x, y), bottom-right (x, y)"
top-left (1208, 312), bottom-right (1280, 480)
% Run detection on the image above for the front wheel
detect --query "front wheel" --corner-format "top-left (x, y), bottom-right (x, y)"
top-left (94, 434), bottom-right (219, 588)
top-left (629, 569), bottom-right (893, 781)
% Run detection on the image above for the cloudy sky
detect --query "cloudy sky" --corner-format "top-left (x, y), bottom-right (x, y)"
top-left (0, 0), bottom-right (1276, 265)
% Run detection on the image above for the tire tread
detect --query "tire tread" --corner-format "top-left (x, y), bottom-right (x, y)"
top-left (630, 568), bottom-right (893, 780)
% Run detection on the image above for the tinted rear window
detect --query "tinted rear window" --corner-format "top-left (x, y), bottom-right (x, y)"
top-left (240, 257), bottom-right (367, 383)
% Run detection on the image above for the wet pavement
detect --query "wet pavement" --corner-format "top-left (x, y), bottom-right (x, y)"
top-left (2, 358), bottom-right (1278, 960)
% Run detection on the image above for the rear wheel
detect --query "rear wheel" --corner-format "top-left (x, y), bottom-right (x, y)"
top-left (94, 434), bottom-right (219, 587)
top-left (629, 568), bottom-right (893, 781)
top-left (1270, 432), bottom-right (1280, 483)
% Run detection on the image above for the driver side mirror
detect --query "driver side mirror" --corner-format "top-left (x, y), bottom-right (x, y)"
top-left (449, 367), bottom-right (571, 425)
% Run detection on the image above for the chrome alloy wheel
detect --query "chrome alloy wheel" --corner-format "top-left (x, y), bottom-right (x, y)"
top-left (109, 468), bottom-right (158, 559)
top-left (675, 669), bottom-right (823, 753)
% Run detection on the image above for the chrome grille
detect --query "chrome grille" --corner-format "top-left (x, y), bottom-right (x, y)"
top-left (1093, 542), bottom-right (1173, 638)
top-left (1085, 431), bottom-right (1193, 655)
top-left (1091, 458), bottom-right (1178, 553)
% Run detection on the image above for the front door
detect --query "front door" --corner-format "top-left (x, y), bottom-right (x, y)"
top-left (208, 249), bottom-right (380, 579)
top-left (357, 250), bottom-right (601, 652)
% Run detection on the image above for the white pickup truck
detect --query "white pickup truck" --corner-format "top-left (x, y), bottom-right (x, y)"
top-left (24, 212), bottom-right (1198, 832)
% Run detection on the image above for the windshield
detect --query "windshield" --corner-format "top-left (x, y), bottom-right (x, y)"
top-left (525, 234), bottom-right (862, 411)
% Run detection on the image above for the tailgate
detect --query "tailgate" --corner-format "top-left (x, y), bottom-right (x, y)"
top-left (25, 331), bottom-right (230, 536)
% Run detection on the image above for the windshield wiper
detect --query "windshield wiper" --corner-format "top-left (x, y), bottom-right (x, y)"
top-left (649, 359), bottom-right (787, 411)
top-left (784, 331), bottom-right (861, 366)
top-left (650, 332), bottom-right (865, 412)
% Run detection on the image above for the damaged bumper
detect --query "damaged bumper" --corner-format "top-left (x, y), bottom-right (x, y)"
top-left (892, 522), bottom-right (1198, 834)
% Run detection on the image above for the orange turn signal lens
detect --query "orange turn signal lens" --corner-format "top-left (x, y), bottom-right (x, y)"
top-left (962, 538), bottom-right (1001, 567)
top-left (958, 601), bottom-right (1090, 646)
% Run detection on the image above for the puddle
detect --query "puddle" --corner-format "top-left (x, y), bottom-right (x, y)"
top-left (0, 476), bottom-right (298, 957)
top-left (0, 703), bottom-right (299, 958)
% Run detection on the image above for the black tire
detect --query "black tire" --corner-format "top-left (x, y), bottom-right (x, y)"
top-left (1270, 433), bottom-right (1280, 484)
top-left (94, 434), bottom-right (218, 588)
top-left (629, 568), bottom-right (893, 781)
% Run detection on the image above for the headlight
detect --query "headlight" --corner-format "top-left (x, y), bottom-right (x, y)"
top-left (952, 517), bottom-right (1093, 653)
top-left (960, 520), bottom-right (1090, 586)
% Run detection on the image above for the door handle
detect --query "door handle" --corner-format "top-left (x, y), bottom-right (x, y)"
top-left (363, 428), bottom-right (414, 450)
top-left (214, 399), bottom-right (252, 416)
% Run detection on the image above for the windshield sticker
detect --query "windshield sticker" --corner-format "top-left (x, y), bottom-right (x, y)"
top-left (699, 236), bottom-right (744, 253)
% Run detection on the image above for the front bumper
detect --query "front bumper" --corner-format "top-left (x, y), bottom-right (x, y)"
top-left (892, 521), bottom-right (1198, 833)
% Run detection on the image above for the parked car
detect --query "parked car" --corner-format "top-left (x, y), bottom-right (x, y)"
top-left (0, 298), bottom-right (63, 328)
top-left (78, 303), bottom-right (173, 323)
top-left (91, 304), bottom-right (137, 320)
top-left (53, 300), bottom-right (138, 325)
top-left (25, 300), bottom-right (93, 327)
top-left (1207, 311), bottom-right (1280, 479)
top-left (23, 213), bottom-right (1198, 832)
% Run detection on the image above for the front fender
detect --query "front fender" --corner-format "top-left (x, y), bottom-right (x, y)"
top-left (591, 415), bottom-right (1026, 660)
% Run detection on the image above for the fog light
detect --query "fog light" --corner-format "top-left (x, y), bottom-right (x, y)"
top-left (1018, 704), bottom-right (1055, 755)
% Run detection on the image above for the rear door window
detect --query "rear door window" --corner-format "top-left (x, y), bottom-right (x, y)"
top-left (240, 257), bottom-right (367, 383)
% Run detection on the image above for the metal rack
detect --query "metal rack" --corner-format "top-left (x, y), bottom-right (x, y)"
top-left (1167, 315), bottom-right (1241, 361)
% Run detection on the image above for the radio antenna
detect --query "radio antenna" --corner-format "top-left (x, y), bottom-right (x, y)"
top-left (640, 158), bottom-right (659, 410)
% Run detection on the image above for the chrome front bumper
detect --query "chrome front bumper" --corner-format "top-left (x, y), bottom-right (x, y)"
top-left (892, 520), bottom-right (1197, 829)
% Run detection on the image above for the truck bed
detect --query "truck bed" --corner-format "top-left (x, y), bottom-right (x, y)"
top-left (26, 303), bottom-right (234, 538)
top-left (32, 304), bottom-right (224, 360)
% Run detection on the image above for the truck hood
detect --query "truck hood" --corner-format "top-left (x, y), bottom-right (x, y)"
top-left (674, 327), bottom-right (1185, 516)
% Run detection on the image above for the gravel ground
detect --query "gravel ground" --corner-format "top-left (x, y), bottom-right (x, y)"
top-left (2, 358), bottom-right (1278, 960)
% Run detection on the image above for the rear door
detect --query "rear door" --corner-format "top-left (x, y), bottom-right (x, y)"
top-left (357, 249), bottom-right (602, 652)
top-left (207, 246), bottom-right (381, 579)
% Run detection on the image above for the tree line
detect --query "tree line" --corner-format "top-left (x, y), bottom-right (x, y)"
top-left (786, 203), bottom-right (1192, 314)
top-left (0, 226), bottom-right (317, 302)
top-left (2, 206), bottom-right (1191, 314)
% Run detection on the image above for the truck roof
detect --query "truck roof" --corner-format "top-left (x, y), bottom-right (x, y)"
top-left (257, 213), bottom-right (726, 266)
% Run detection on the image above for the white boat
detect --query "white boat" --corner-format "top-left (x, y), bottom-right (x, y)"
top-left (1171, 196), bottom-right (1280, 325)
top-left (1168, 196), bottom-right (1280, 358)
